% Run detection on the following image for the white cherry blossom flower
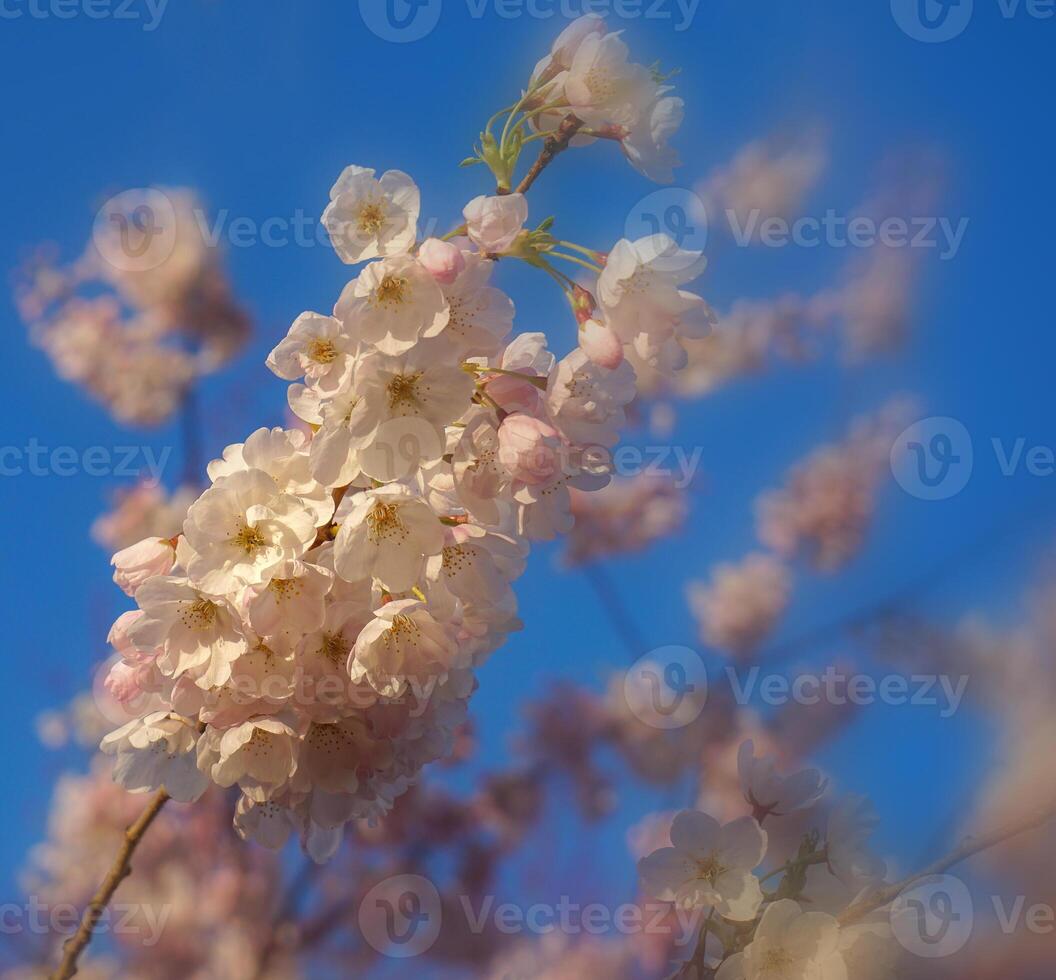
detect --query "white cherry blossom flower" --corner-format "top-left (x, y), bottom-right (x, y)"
top-left (129, 576), bottom-right (246, 689)
top-left (548, 347), bottom-right (637, 449)
top-left (463, 194), bottom-right (528, 254)
top-left (598, 234), bottom-right (715, 372)
top-left (638, 810), bottom-right (766, 920)
top-left (182, 468), bottom-right (320, 595)
top-left (715, 900), bottom-right (845, 980)
top-left (826, 795), bottom-right (887, 888)
top-left (332, 485), bottom-right (444, 593)
top-left (350, 598), bottom-right (461, 698)
top-left (207, 427), bottom-right (336, 527)
top-left (351, 343), bottom-right (476, 481)
top-left (322, 165), bottom-right (419, 264)
top-left (100, 710), bottom-right (208, 802)
top-left (198, 715), bottom-right (301, 803)
top-left (245, 559), bottom-right (333, 641)
top-left (437, 251), bottom-right (514, 357)
top-left (234, 794), bottom-right (298, 850)
top-left (335, 254), bottom-right (449, 355)
top-left (266, 311), bottom-right (355, 394)
top-left (565, 31), bottom-right (657, 129)
top-left (623, 92), bottom-right (684, 184)
top-left (738, 739), bottom-right (828, 818)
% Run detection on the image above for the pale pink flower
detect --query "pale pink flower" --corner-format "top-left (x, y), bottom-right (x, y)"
top-left (111, 537), bottom-right (176, 597)
top-left (463, 193), bottom-right (528, 254)
top-left (687, 552), bottom-right (791, 657)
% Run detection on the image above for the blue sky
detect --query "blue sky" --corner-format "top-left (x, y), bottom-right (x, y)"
top-left (1, 0), bottom-right (1054, 934)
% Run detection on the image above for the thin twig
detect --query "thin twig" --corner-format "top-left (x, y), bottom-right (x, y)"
top-left (838, 804), bottom-right (1056, 925)
top-left (511, 115), bottom-right (585, 196)
top-left (50, 789), bottom-right (171, 980)
top-left (582, 563), bottom-right (648, 658)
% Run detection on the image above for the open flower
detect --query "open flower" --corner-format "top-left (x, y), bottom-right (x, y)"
top-left (716, 900), bottom-right (845, 980)
top-left (129, 576), bottom-right (246, 689)
top-left (182, 468), bottom-right (320, 595)
top-left (638, 810), bottom-right (766, 920)
top-left (332, 485), bottom-right (445, 592)
top-left (101, 710), bottom-right (208, 802)
top-left (738, 739), bottom-right (827, 819)
top-left (598, 234), bottom-right (714, 373)
top-left (266, 311), bottom-right (355, 394)
top-left (198, 715), bottom-right (302, 803)
top-left (463, 194), bottom-right (528, 254)
top-left (322, 165), bottom-right (420, 264)
top-left (350, 598), bottom-right (461, 698)
top-left (335, 254), bottom-right (449, 355)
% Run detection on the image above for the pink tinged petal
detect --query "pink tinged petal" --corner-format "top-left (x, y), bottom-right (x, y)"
top-left (719, 816), bottom-right (768, 870)
top-left (670, 809), bottom-right (722, 853)
top-left (638, 847), bottom-right (694, 902)
top-left (715, 952), bottom-right (746, 980)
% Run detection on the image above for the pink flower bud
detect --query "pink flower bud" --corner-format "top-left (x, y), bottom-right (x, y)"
top-left (498, 414), bottom-right (564, 485)
top-left (580, 318), bottom-right (624, 369)
top-left (111, 537), bottom-right (175, 597)
top-left (417, 237), bottom-right (466, 285)
top-left (107, 609), bottom-right (144, 655)
top-left (463, 194), bottom-right (528, 254)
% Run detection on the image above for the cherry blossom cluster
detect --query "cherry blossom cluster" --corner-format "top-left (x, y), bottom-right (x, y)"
top-left (96, 18), bottom-right (713, 862)
top-left (637, 739), bottom-right (899, 979)
top-left (755, 399), bottom-right (914, 572)
top-left (17, 188), bottom-right (249, 426)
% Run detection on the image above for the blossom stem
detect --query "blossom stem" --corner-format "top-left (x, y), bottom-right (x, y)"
top-left (838, 804), bottom-right (1056, 925)
top-left (50, 789), bottom-right (171, 980)
top-left (547, 251), bottom-right (603, 275)
top-left (511, 114), bottom-right (585, 196)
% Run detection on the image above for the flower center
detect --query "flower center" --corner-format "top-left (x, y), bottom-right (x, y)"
top-left (366, 502), bottom-right (406, 543)
top-left (695, 853), bottom-right (727, 884)
top-left (375, 274), bottom-right (408, 307)
top-left (308, 338), bottom-right (338, 364)
top-left (385, 613), bottom-right (421, 647)
top-left (358, 202), bottom-right (386, 235)
top-left (760, 948), bottom-right (795, 974)
top-left (319, 631), bottom-right (347, 664)
top-left (181, 597), bottom-right (218, 631)
top-left (233, 522), bottom-right (267, 554)
top-left (387, 372), bottom-right (423, 410)
top-left (269, 578), bottom-right (300, 600)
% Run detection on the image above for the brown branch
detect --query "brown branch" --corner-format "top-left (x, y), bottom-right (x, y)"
top-left (511, 114), bottom-right (585, 196)
top-left (838, 804), bottom-right (1056, 926)
top-left (50, 789), bottom-right (170, 980)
